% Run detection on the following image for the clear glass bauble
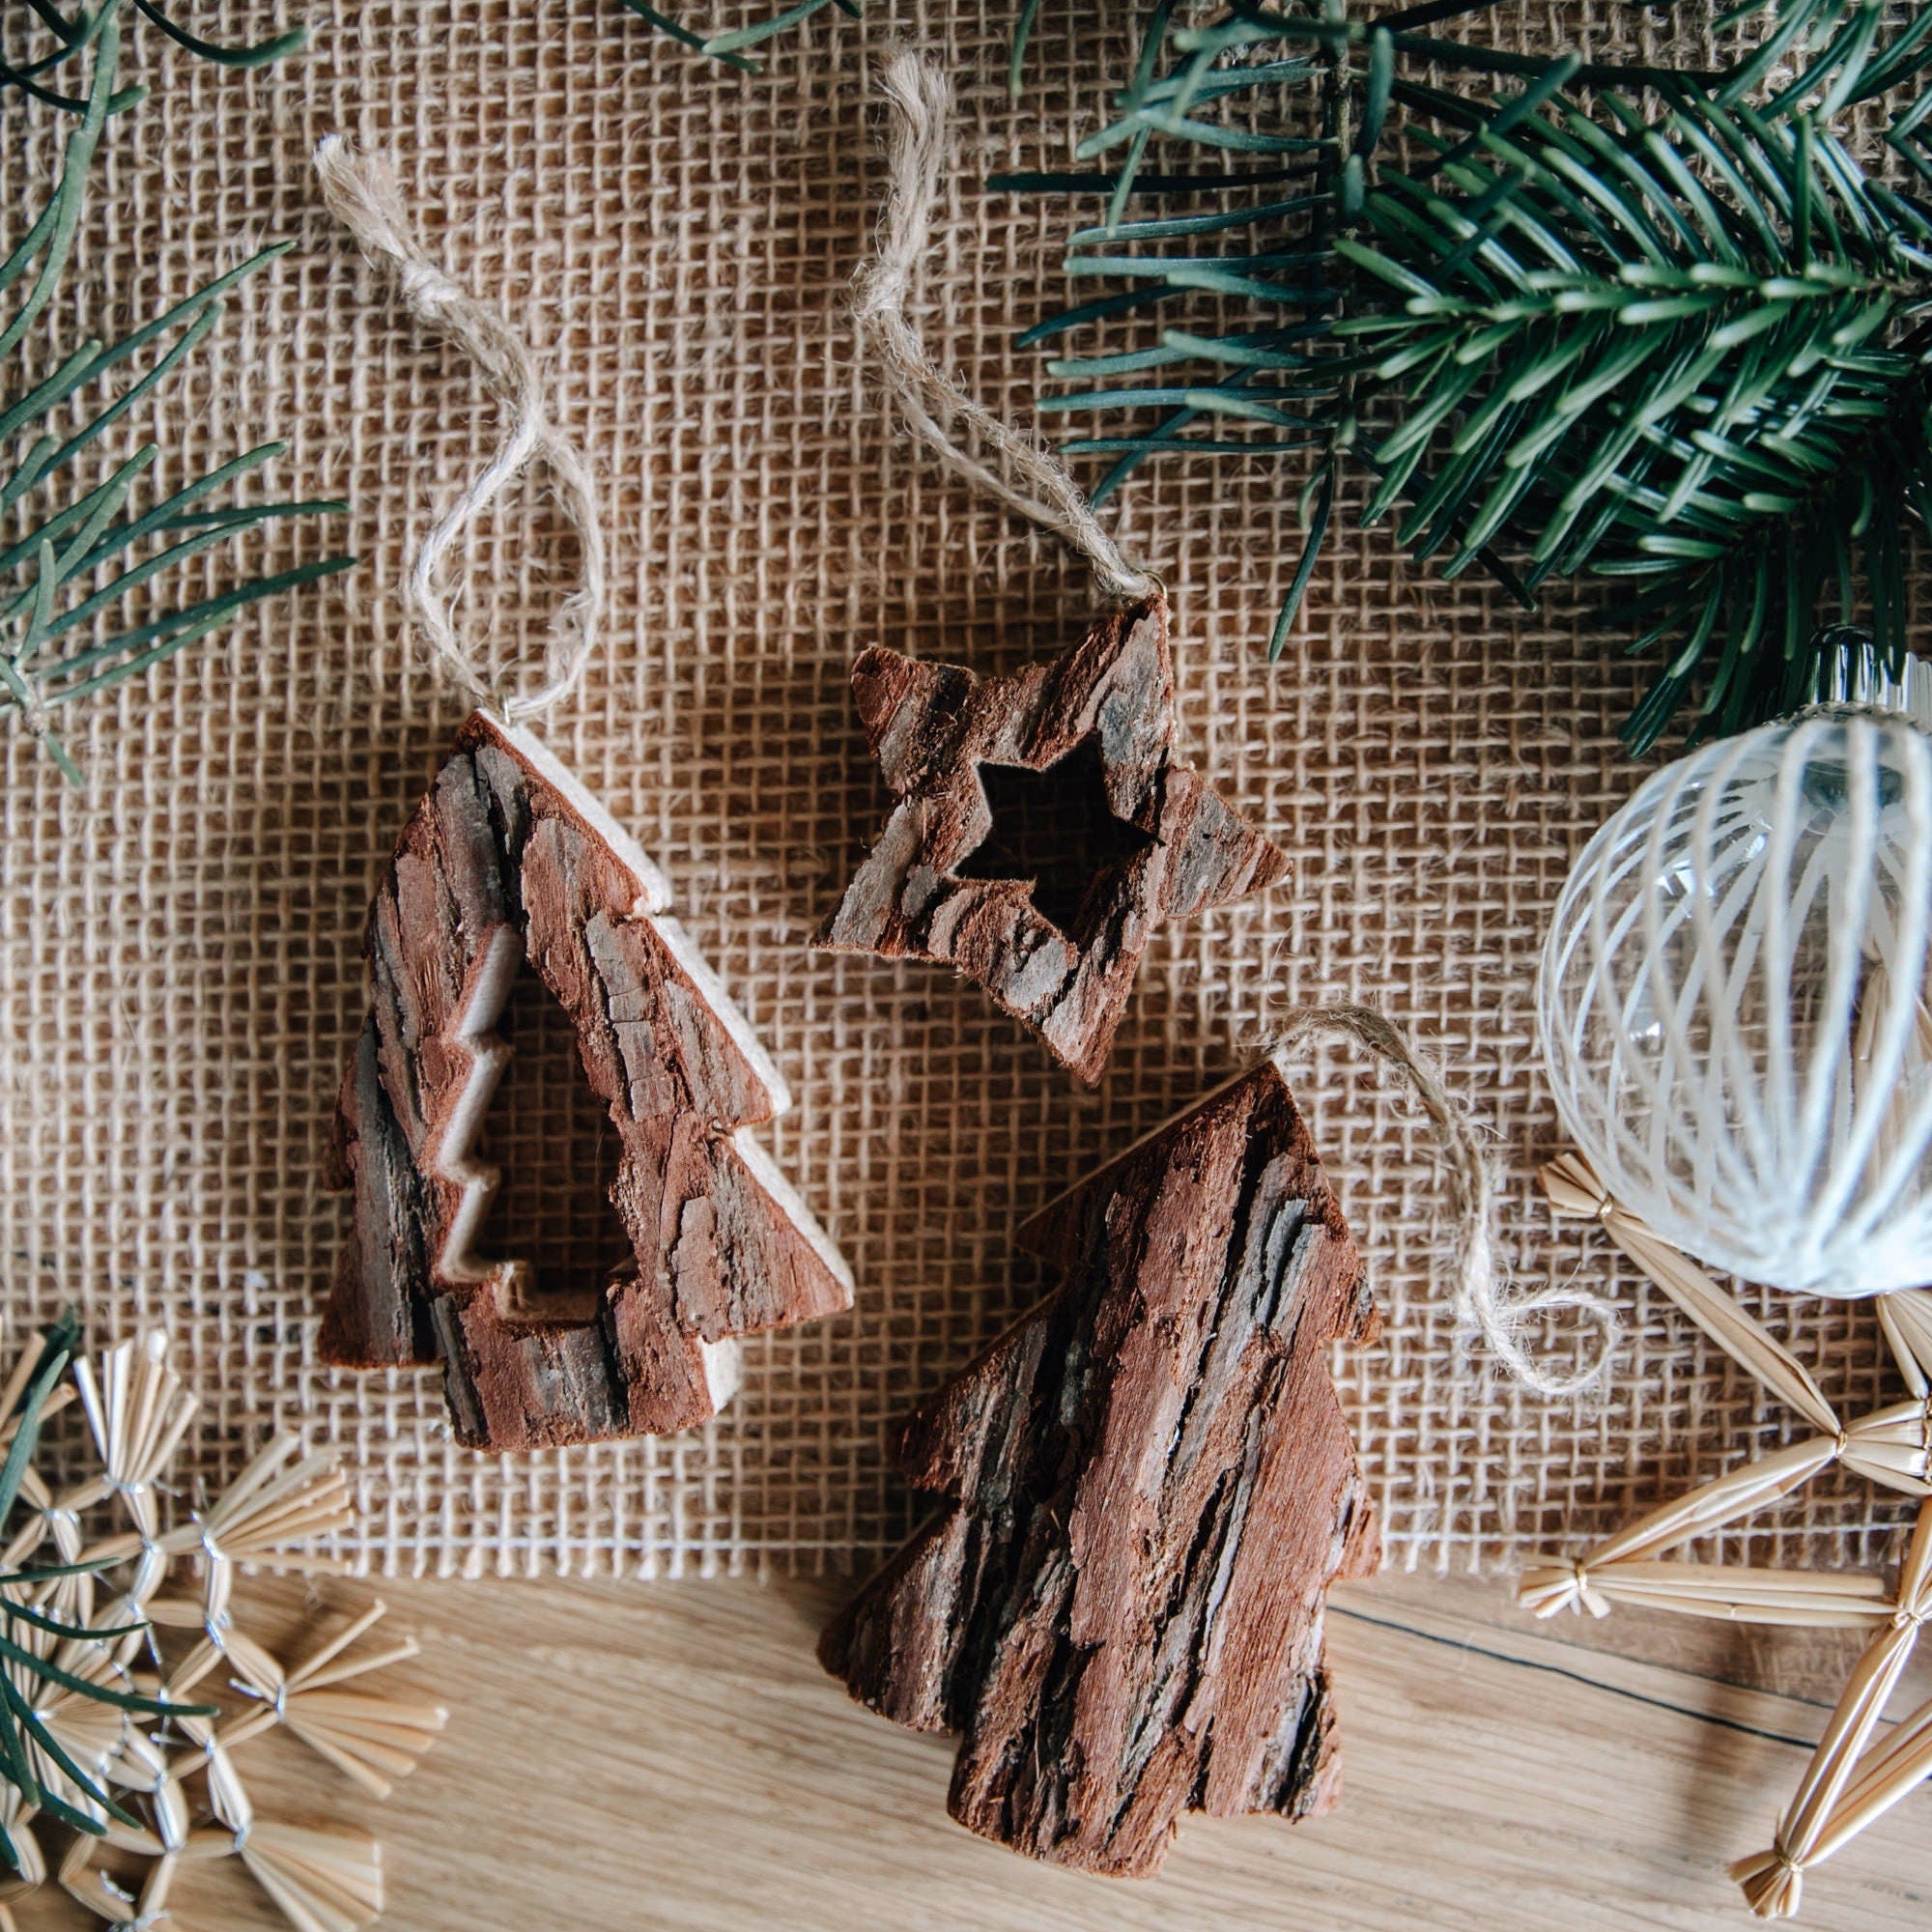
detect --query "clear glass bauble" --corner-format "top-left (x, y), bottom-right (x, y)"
top-left (1537, 709), bottom-right (1932, 1299)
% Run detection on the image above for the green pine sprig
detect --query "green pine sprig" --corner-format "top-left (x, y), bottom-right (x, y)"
top-left (2, 0), bottom-right (354, 783)
top-left (612, 0), bottom-right (857, 74)
top-left (3, 0), bottom-right (304, 111)
top-left (611, 0), bottom-right (1042, 89)
top-left (1009, 0), bottom-right (1932, 749)
top-left (0, 1312), bottom-right (214, 1871)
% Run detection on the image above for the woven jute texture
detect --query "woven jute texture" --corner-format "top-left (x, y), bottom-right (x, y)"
top-left (1, 1), bottom-right (1918, 1578)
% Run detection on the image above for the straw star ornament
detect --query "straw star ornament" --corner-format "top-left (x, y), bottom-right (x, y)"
top-left (1520, 1151), bottom-right (1932, 1916)
top-left (0, 1320), bottom-right (444, 1932)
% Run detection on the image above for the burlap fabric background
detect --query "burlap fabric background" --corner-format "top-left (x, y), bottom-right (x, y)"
top-left (0, 0), bottom-right (1916, 1578)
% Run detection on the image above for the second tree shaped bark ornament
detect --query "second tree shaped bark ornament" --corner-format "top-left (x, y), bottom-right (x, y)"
top-left (314, 143), bottom-right (851, 1452)
top-left (821, 1055), bottom-right (1379, 1876)
top-left (325, 712), bottom-right (852, 1450)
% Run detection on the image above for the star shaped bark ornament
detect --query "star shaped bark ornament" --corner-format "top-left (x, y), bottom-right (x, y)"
top-left (815, 596), bottom-right (1291, 1084)
top-left (821, 1055), bottom-right (1379, 1876)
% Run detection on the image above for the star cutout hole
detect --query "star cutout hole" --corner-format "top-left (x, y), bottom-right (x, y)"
top-left (953, 735), bottom-right (1155, 941)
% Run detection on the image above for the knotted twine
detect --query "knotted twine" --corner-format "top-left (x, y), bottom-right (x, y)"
top-left (862, 50), bottom-right (1156, 607)
top-left (1264, 1010), bottom-right (1617, 1396)
top-left (313, 135), bottom-right (606, 727)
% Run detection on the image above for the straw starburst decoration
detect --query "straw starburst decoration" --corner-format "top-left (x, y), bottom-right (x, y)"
top-left (0, 1318), bottom-right (444, 1932)
top-left (1520, 1151), bottom-right (1932, 1918)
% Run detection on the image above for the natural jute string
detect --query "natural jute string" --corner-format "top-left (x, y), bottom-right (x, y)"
top-left (1266, 1008), bottom-right (1619, 1396)
top-left (861, 49), bottom-right (1157, 606)
top-left (313, 136), bottom-right (607, 726)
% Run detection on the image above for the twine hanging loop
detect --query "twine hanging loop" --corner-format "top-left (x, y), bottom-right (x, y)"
top-left (1266, 1006), bottom-right (1619, 1397)
top-left (860, 50), bottom-right (1156, 607)
top-left (314, 136), bottom-right (606, 726)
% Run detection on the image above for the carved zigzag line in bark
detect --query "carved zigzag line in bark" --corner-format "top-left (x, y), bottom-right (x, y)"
top-left (432, 926), bottom-right (540, 1307)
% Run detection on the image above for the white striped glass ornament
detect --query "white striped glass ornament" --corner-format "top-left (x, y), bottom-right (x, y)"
top-left (1538, 659), bottom-right (1932, 1300)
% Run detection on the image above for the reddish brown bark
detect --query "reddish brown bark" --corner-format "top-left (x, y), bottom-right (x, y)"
top-left (821, 1057), bottom-right (1378, 1876)
top-left (324, 711), bottom-right (852, 1451)
top-left (815, 598), bottom-right (1290, 1084)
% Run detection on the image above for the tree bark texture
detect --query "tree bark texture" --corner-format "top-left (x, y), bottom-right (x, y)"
top-left (815, 598), bottom-right (1291, 1085)
top-left (820, 1056), bottom-right (1379, 1876)
top-left (324, 711), bottom-right (853, 1451)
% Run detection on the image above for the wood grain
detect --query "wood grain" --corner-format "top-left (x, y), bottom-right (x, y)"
top-left (325, 711), bottom-right (852, 1451)
top-left (815, 598), bottom-right (1290, 1084)
top-left (15, 1571), bottom-right (1929, 1932)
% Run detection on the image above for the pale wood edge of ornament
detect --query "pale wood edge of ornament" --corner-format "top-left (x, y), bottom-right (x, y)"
top-left (493, 717), bottom-right (796, 1118)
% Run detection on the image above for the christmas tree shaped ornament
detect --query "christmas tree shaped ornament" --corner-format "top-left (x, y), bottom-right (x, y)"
top-left (313, 141), bottom-right (851, 1451)
top-left (821, 1054), bottom-right (1379, 1876)
top-left (817, 53), bottom-right (1288, 1085)
top-left (1538, 635), bottom-right (1932, 1302)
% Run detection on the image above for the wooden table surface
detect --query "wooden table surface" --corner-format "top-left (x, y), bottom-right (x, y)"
top-left (17, 1566), bottom-right (1932, 1931)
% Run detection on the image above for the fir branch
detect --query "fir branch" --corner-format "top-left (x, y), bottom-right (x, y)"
top-left (2, 2), bottom-right (123, 363)
top-left (1017, 1), bottom-right (1932, 748)
top-left (2, 0), bottom-right (354, 783)
top-left (612, 0), bottom-right (845, 74)
top-left (611, 0), bottom-right (1036, 86)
